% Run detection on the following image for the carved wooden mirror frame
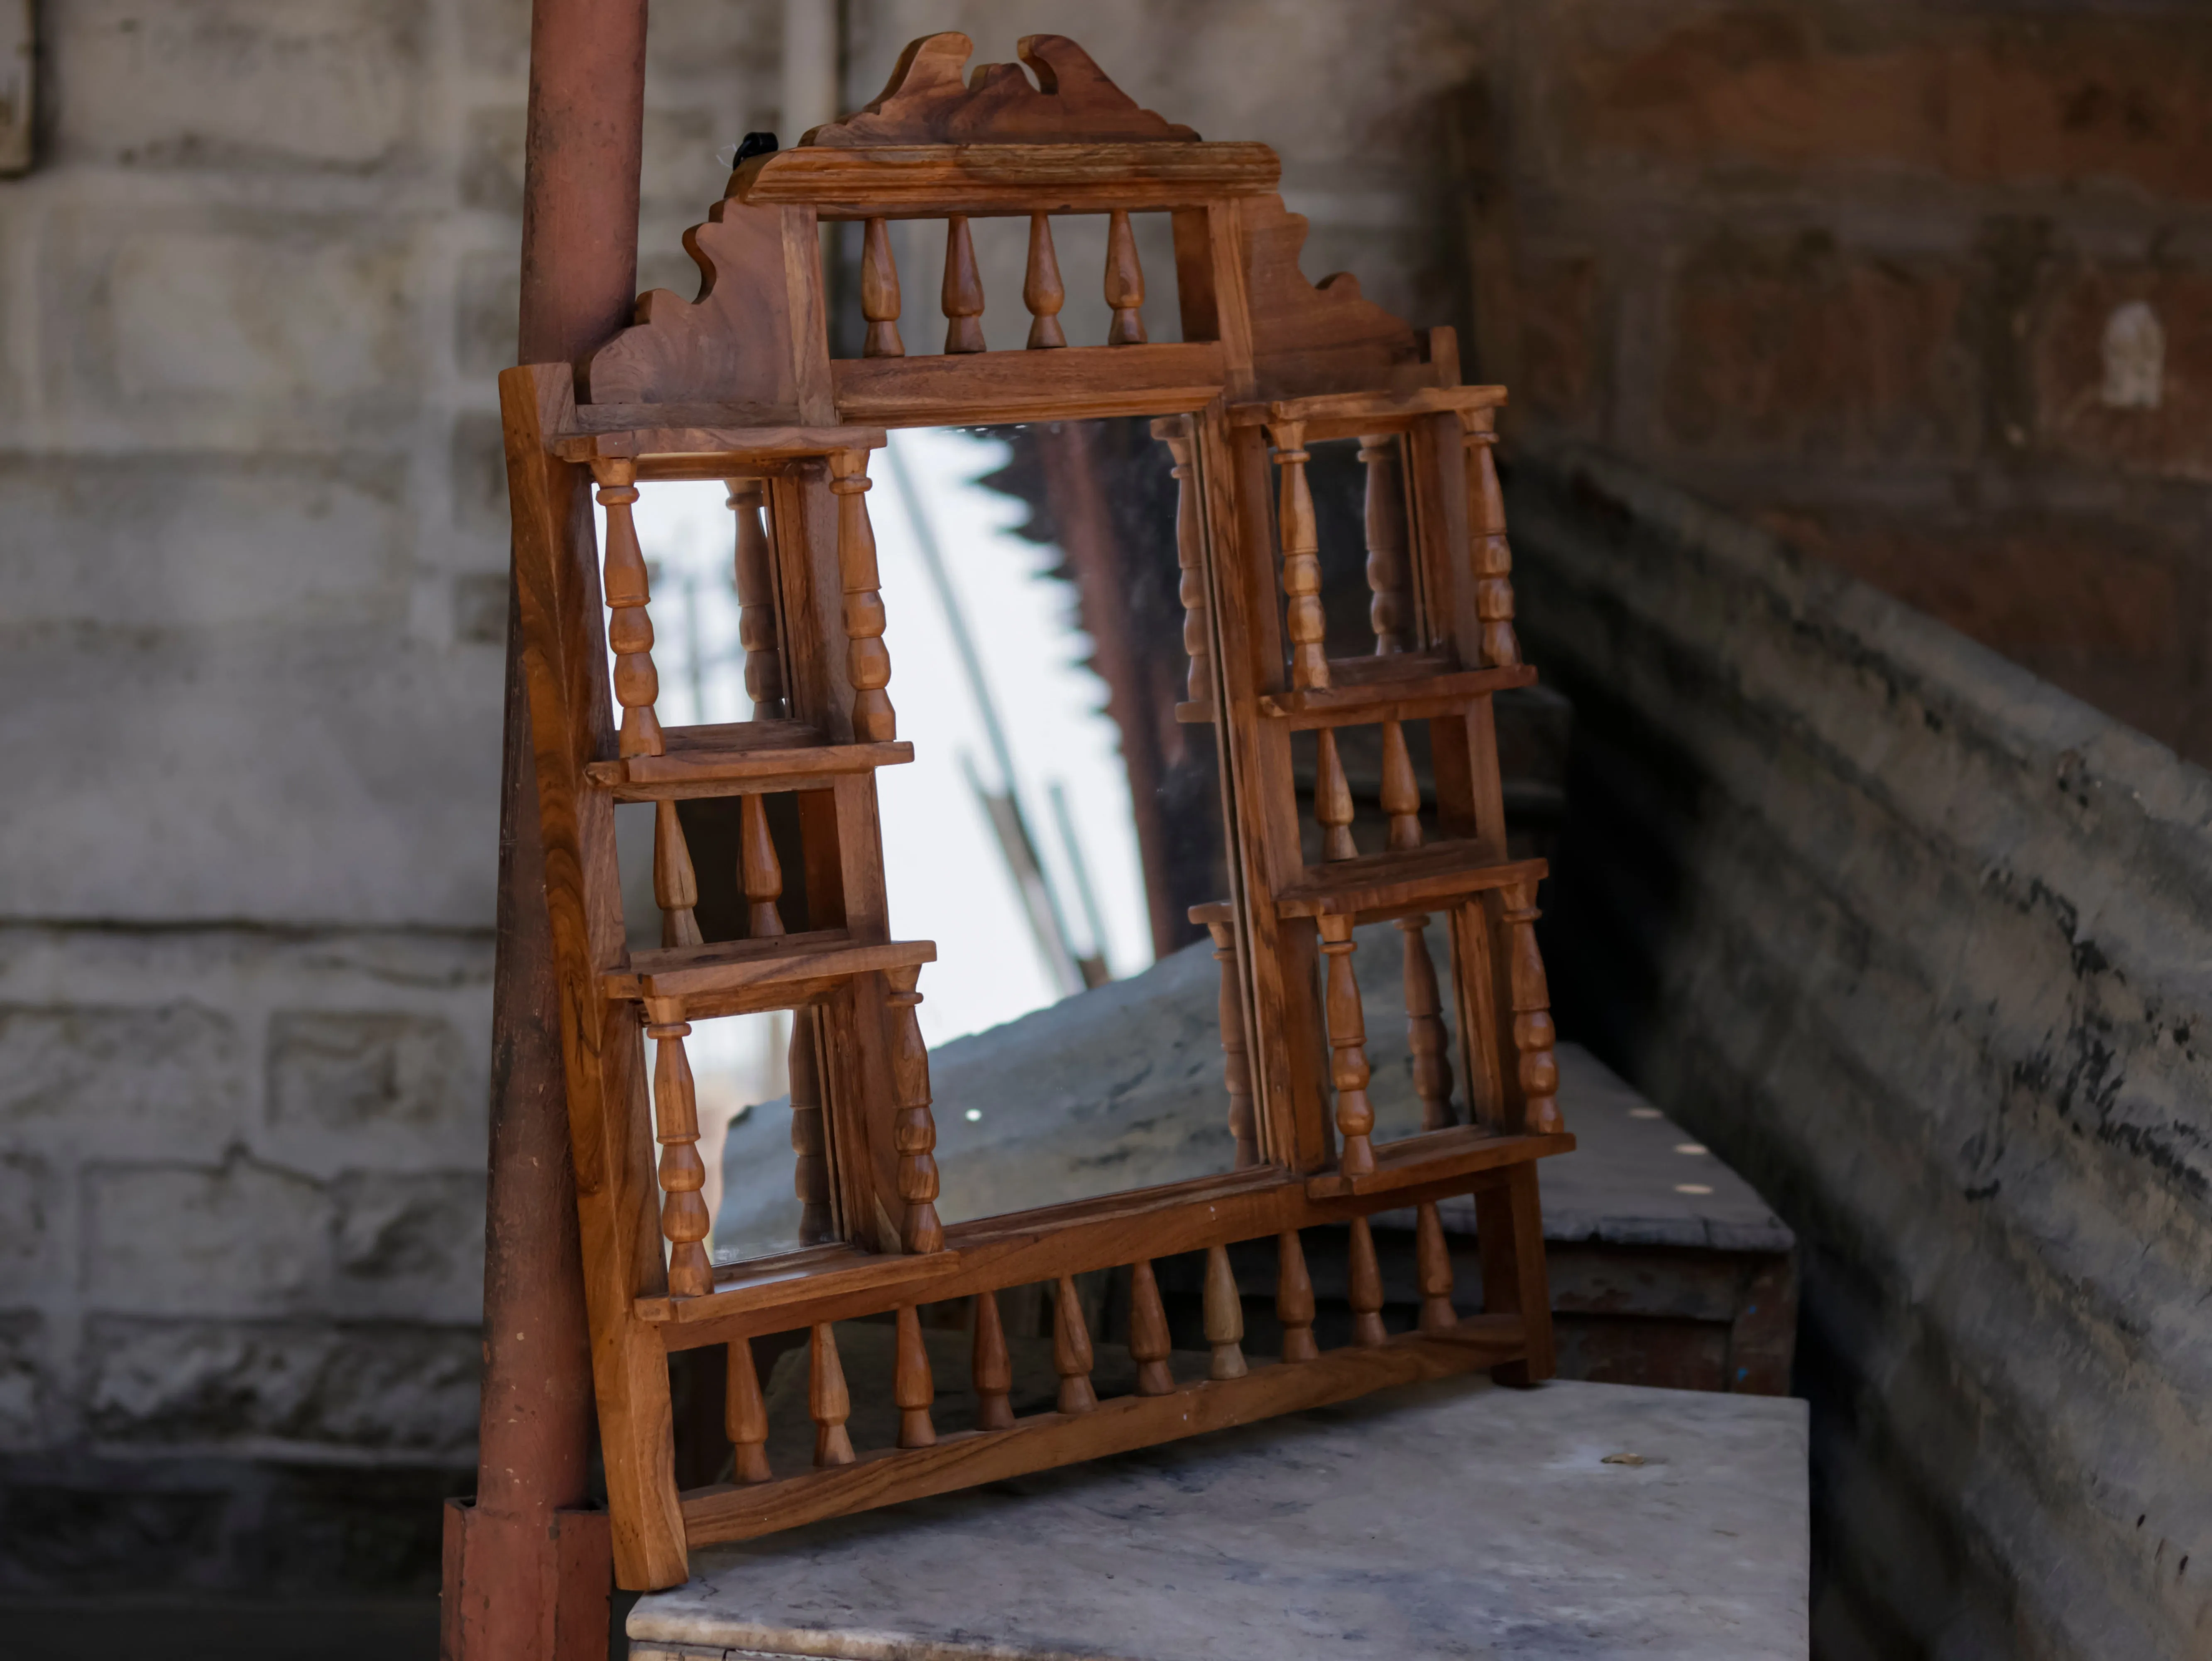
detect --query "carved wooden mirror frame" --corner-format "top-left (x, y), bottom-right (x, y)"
top-left (499, 32), bottom-right (1574, 1591)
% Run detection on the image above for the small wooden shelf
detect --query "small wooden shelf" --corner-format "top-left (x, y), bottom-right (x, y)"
top-left (587, 736), bottom-right (915, 799)
top-left (552, 421), bottom-right (886, 464)
top-left (1258, 664), bottom-right (1537, 729)
top-left (1274, 847), bottom-right (1546, 921)
top-left (603, 931), bottom-right (936, 1016)
top-left (1227, 382), bottom-right (1506, 433)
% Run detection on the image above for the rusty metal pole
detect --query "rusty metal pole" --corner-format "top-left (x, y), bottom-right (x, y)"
top-left (442, 4), bottom-right (648, 1659)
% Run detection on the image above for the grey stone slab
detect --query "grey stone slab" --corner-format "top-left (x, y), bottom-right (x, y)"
top-left (629, 1376), bottom-right (1809, 1661)
top-left (716, 938), bottom-right (1792, 1264)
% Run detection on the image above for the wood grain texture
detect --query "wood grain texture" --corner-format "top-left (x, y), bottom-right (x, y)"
top-left (1022, 212), bottom-right (1066, 349)
top-left (832, 342), bottom-right (1223, 428)
top-left (679, 1314), bottom-right (1528, 1546)
top-left (738, 142), bottom-right (1280, 218)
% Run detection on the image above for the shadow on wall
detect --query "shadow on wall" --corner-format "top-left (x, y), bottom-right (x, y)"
top-left (1507, 445), bottom-right (2212, 1661)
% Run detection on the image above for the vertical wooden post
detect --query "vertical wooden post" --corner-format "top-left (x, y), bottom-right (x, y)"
top-left (972, 1290), bottom-right (1015, 1431)
top-left (1347, 1216), bottom-right (1387, 1346)
top-left (1129, 1261), bottom-right (1175, 1396)
top-left (1358, 434), bottom-right (1410, 653)
top-left (1052, 1276), bottom-right (1098, 1414)
top-left (1160, 419), bottom-right (1213, 717)
top-left (1461, 420), bottom-right (1521, 669)
top-left (726, 1339), bottom-right (771, 1482)
top-left (1104, 207), bottom-right (1147, 344)
top-left (829, 449), bottom-right (895, 741)
top-left (1203, 1244), bottom-right (1248, 1380)
top-left (860, 216), bottom-right (904, 358)
top-left (727, 478), bottom-right (786, 718)
top-left (1401, 916), bottom-right (1455, 1131)
top-left (643, 998), bottom-right (713, 1298)
top-left (739, 794), bottom-right (786, 938)
top-left (893, 1306), bottom-right (936, 1448)
top-left (1275, 1230), bottom-right (1318, 1362)
top-left (1415, 1202), bottom-right (1457, 1335)
top-left (592, 459), bottom-right (665, 760)
top-left (1200, 914), bottom-right (1258, 1167)
top-left (1500, 880), bottom-right (1564, 1136)
top-left (1023, 213), bottom-right (1067, 349)
top-left (810, 1323), bottom-right (856, 1465)
top-left (884, 964), bottom-right (944, 1254)
top-left (651, 801), bottom-right (702, 948)
top-left (941, 215), bottom-right (986, 353)
top-left (1316, 914), bottom-right (1377, 1178)
top-left (787, 1007), bottom-right (833, 1245)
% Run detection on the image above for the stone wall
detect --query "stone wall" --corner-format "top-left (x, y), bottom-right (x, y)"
top-left (1451, 1), bottom-right (2212, 763)
top-left (1509, 447), bottom-right (2212, 1660)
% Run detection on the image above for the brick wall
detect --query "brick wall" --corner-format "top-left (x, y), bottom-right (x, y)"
top-left (1452, 1), bottom-right (2212, 762)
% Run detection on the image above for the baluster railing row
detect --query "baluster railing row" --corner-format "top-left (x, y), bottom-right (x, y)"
top-left (851, 211), bottom-right (1154, 357)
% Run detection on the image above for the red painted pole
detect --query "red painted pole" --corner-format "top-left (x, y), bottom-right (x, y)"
top-left (442, 4), bottom-right (648, 1658)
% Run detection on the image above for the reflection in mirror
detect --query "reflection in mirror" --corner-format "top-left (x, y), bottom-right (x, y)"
top-left (604, 419), bottom-right (1244, 1267)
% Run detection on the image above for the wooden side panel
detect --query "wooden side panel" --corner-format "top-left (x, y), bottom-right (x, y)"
top-left (498, 363), bottom-right (687, 1590)
top-left (1473, 1162), bottom-right (1556, 1385)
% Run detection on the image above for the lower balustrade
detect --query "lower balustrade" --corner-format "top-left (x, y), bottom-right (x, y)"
top-left (677, 1198), bottom-right (1537, 1546)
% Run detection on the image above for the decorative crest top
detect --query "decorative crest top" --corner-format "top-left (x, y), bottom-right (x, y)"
top-left (802, 32), bottom-right (1198, 148)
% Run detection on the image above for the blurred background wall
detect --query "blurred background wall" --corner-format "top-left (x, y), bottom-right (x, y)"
top-left (0, 0), bottom-right (2205, 1647)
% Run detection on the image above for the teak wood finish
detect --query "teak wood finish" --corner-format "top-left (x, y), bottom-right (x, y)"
top-left (499, 32), bottom-right (1573, 1590)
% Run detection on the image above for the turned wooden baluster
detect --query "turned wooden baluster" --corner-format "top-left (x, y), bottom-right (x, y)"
top-left (1461, 419), bottom-right (1522, 669)
top-left (1052, 1276), bottom-right (1097, 1413)
top-left (884, 963), bottom-right (944, 1253)
top-left (829, 449), bottom-right (895, 741)
top-left (942, 214), bottom-right (985, 354)
top-left (972, 1290), bottom-right (1015, 1431)
top-left (1270, 421), bottom-right (1355, 861)
top-left (1269, 420), bottom-right (1329, 691)
top-left (810, 1322), bottom-right (855, 1466)
top-left (1129, 1260), bottom-right (1175, 1396)
top-left (727, 478), bottom-right (786, 719)
top-left (726, 1338), bottom-right (771, 1482)
top-left (643, 997), bottom-right (712, 1297)
top-left (593, 459), bottom-right (664, 759)
top-left (1359, 434), bottom-right (1412, 653)
top-left (1163, 420), bottom-right (1213, 716)
top-left (1348, 1215), bottom-right (1387, 1346)
top-left (1201, 915), bottom-right (1258, 1167)
top-left (1317, 914), bottom-right (1377, 1178)
top-left (1104, 208), bottom-right (1146, 345)
top-left (1415, 1201), bottom-right (1458, 1336)
top-left (1023, 212), bottom-right (1066, 349)
top-left (1402, 910), bottom-right (1456, 1131)
top-left (860, 216), bottom-right (904, 358)
top-left (1501, 879), bottom-right (1565, 1134)
top-left (1276, 1230), bottom-right (1319, 1362)
top-left (1203, 1244), bottom-right (1248, 1380)
top-left (651, 801), bottom-right (702, 948)
top-left (894, 1306), bottom-right (936, 1448)
top-left (739, 794), bottom-right (785, 938)
top-left (787, 1006), bottom-right (832, 1245)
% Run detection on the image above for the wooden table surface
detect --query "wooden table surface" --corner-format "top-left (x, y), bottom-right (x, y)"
top-left (629, 1367), bottom-right (1808, 1661)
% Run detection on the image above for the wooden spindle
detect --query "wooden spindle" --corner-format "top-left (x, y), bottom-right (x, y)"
top-left (894, 1305), bottom-right (936, 1448)
top-left (727, 478), bottom-right (786, 718)
top-left (884, 963), bottom-right (944, 1253)
top-left (1267, 421), bottom-right (1329, 691)
top-left (860, 216), bottom-right (904, 358)
top-left (1276, 1230), bottom-right (1319, 1362)
top-left (726, 1338), bottom-right (771, 1482)
top-left (1022, 212), bottom-right (1066, 349)
top-left (1401, 915), bottom-right (1456, 1131)
top-left (1501, 881), bottom-right (1565, 1134)
top-left (1203, 1244), bottom-right (1248, 1380)
top-left (829, 449), bottom-right (895, 742)
top-left (1462, 421), bottom-right (1521, 668)
top-left (1359, 434), bottom-right (1411, 653)
top-left (739, 794), bottom-right (785, 938)
top-left (1317, 914), bottom-right (1376, 1178)
top-left (788, 1006), bottom-right (832, 1245)
top-left (1162, 420), bottom-right (1213, 716)
top-left (1052, 1276), bottom-right (1097, 1414)
top-left (1415, 1201), bottom-right (1458, 1336)
top-left (941, 214), bottom-right (985, 354)
top-left (592, 459), bottom-right (664, 759)
top-left (1129, 1260), bottom-right (1175, 1396)
top-left (1104, 208), bottom-right (1146, 345)
top-left (643, 997), bottom-right (712, 1296)
top-left (1348, 1215), bottom-right (1387, 1346)
top-left (972, 1290), bottom-right (1015, 1431)
top-left (1201, 916), bottom-right (1258, 1167)
top-left (1380, 718), bottom-right (1421, 852)
top-left (651, 800), bottom-right (702, 948)
top-left (810, 1322), bottom-right (855, 1466)
top-left (1314, 731), bottom-right (1357, 862)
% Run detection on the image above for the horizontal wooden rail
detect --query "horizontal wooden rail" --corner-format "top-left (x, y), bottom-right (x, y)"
top-left (1273, 852), bottom-right (1547, 923)
top-left (1257, 665), bottom-right (1539, 728)
top-left (552, 422), bottom-right (886, 464)
top-left (644, 1127), bottom-right (1571, 1349)
top-left (604, 933), bottom-right (936, 1009)
top-left (1226, 385), bottom-right (1505, 429)
top-left (833, 342), bottom-right (1223, 428)
top-left (587, 739), bottom-right (913, 799)
top-left (736, 141), bottom-right (1282, 217)
top-left (680, 1312), bottom-right (1525, 1546)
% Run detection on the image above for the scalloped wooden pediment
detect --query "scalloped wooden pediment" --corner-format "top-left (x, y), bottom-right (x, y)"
top-left (803, 32), bottom-right (1198, 147)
